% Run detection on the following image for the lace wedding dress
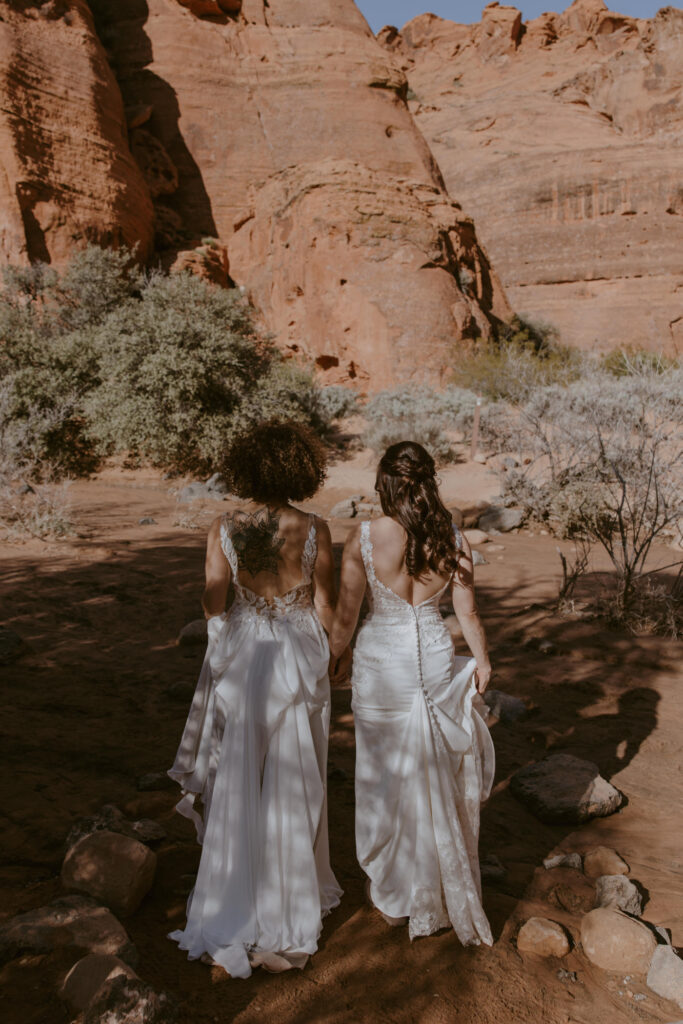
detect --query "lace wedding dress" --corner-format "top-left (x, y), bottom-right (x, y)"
top-left (167, 514), bottom-right (342, 978)
top-left (352, 521), bottom-right (495, 944)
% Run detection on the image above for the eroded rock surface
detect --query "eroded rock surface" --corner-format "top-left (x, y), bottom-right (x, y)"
top-left (380, 0), bottom-right (683, 354)
top-left (0, 0), bottom-right (153, 266)
top-left (510, 753), bottom-right (623, 823)
top-left (86, 0), bottom-right (509, 385)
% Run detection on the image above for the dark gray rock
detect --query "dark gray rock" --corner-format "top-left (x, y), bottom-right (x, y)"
top-left (0, 626), bottom-right (24, 665)
top-left (83, 974), bottom-right (177, 1024)
top-left (177, 619), bottom-right (207, 646)
top-left (480, 853), bottom-right (506, 880)
top-left (510, 754), bottom-right (624, 824)
top-left (136, 772), bottom-right (175, 793)
top-left (0, 895), bottom-right (137, 967)
top-left (478, 506), bottom-right (524, 533)
top-left (66, 805), bottom-right (165, 851)
top-left (484, 689), bottom-right (528, 723)
top-left (205, 472), bottom-right (231, 496)
top-left (595, 874), bottom-right (643, 916)
top-left (139, 517), bottom-right (156, 525)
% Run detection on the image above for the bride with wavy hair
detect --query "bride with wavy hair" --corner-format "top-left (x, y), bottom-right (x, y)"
top-left (330, 440), bottom-right (495, 943)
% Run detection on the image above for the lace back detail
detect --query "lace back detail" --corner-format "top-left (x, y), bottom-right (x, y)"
top-left (301, 515), bottom-right (318, 584)
top-left (359, 521), bottom-right (376, 584)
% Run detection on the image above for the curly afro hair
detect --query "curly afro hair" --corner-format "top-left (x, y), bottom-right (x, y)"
top-left (225, 419), bottom-right (327, 505)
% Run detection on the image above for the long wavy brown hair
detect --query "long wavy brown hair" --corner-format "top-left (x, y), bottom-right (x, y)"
top-left (375, 441), bottom-right (459, 580)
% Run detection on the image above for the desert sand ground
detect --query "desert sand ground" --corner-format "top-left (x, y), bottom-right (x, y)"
top-left (1, 453), bottom-right (681, 1024)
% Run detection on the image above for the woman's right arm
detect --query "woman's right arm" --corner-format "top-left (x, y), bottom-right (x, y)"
top-left (329, 526), bottom-right (367, 658)
top-left (450, 534), bottom-right (492, 693)
top-left (202, 517), bottom-right (232, 619)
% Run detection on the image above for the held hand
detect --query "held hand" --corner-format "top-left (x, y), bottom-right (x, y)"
top-left (329, 646), bottom-right (352, 687)
top-left (473, 660), bottom-right (492, 694)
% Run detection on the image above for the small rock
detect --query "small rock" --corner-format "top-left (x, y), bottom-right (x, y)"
top-left (205, 472), bottom-right (230, 495)
top-left (66, 805), bottom-right (165, 850)
top-left (480, 853), bottom-right (506, 880)
top-left (0, 626), bottom-right (24, 665)
top-left (544, 852), bottom-right (583, 871)
top-left (472, 549), bottom-right (488, 566)
top-left (62, 831), bottom-right (157, 918)
top-left (463, 528), bottom-right (489, 545)
top-left (473, 452), bottom-right (488, 464)
top-left (138, 517), bottom-right (156, 525)
top-left (517, 917), bottom-right (570, 958)
top-left (329, 499), bottom-right (357, 518)
top-left (478, 506), bottom-right (523, 533)
top-left (595, 875), bottom-right (642, 916)
top-left (83, 974), bottom-right (177, 1024)
top-left (177, 482), bottom-right (218, 503)
top-left (538, 639), bottom-right (556, 655)
top-left (0, 895), bottom-right (136, 967)
top-left (61, 954), bottom-right (138, 1012)
top-left (137, 771), bottom-right (175, 792)
top-left (166, 680), bottom-right (195, 702)
top-left (580, 907), bottom-right (657, 975)
top-left (647, 945), bottom-right (683, 1008)
top-left (484, 689), bottom-right (528, 723)
top-left (502, 456), bottom-right (519, 470)
top-left (487, 543), bottom-right (505, 552)
top-left (510, 754), bottom-right (623, 824)
top-left (178, 619), bottom-right (207, 646)
top-left (583, 846), bottom-right (629, 879)
top-left (557, 968), bottom-right (578, 982)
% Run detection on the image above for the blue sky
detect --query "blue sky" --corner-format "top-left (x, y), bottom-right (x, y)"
top-left (356, 1), bottom-right (666, 32)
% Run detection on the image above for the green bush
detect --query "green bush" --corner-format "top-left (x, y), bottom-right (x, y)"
top-left (600, 346), bottom-right (678, 378)
top-left (0, 245), bottom-right (323, 479)
top-left (362, 385), bottom-right (476, 463)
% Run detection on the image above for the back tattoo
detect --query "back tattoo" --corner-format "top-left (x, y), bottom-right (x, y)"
top-left (229, 509), bottom-right (285, 576)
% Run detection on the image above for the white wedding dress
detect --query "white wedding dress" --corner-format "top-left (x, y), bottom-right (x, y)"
top-left (352, 521), bottom-right (495, 944)
top-left (167, 514), bottom-right (342, 978)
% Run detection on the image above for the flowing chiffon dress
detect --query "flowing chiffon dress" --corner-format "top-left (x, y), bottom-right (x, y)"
top-left (352, 520), bottom-right (495, 944)
top-left (167, 514), bottom-right (342, 978)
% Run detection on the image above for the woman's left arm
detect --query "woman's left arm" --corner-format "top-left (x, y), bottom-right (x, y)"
top-left (202, 517), bottom-right (232, 619)
top-left (329, 526), bottom-right (367, 658)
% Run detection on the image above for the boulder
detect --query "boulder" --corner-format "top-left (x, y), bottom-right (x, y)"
top-left (595, 875), bottom-right (642, 916)
top-left (0, 895), bottom-right (136, 967)
top-left (583, 846), bottom-right (629, 879)
top-left (178, 619), bottom-right (208, 646)
top-left (61, 831), bottom-right (157, 918)
top-left (329, 496), bottom-right (368, 518)
top-left (478, 506), bottom-right (524, 533)
top-left (647, 945), bottom-right (683, 1008)
top-left (517, 917), bottom-right (570, 958)
top-left (61, 954), bottom-right (138, 1012)
top-left (83, 974), bottom-right (177, 1024)
top-left (66, 804), bottom-right (165, 850)
top-left (463, 529), bottom-right (490, 545)
top-left (580, 907), bottom-right (657, 975)
top-left (483, 689), bottom-right (528, 723)
top-left (480, 853), bottom-right (506, 880)
top-left (510, 754), bottom-right (623, 824)
top-left (544, 852), bottom-right (583, 871)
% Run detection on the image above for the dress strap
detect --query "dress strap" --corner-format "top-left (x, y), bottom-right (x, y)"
top-left (359, 521), bottom-right (377, 583)
top-left (219, 516), bottom-right (241, 583)
top-left (301, 514), bottom-right (318, 584)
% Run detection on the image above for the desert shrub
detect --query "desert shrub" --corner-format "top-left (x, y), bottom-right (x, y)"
top-left (600, 346), bottom-right (678, 378)
top-left (362, 385), bottom-right (476, 463)
top-left (312, 385), bottom-right (360, 424)
top-left (0, 245), bottom-right (324, 479)
top-left (484, 366), bottom-right (683, 631)
top-left (452, 317), bottom-right (582, 402)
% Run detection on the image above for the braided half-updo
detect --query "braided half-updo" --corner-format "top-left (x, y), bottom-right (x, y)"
top-left (375, 441), bottom-right (459, 580)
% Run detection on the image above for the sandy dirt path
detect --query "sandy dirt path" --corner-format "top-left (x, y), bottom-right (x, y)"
top-left (1, 463), bottom-right (681, 1024)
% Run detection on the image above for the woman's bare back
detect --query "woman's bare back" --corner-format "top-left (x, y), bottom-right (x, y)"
top-left (367, 516), bottom-right (452, 606)
top-left (226, 504), bottom-right (315, 600)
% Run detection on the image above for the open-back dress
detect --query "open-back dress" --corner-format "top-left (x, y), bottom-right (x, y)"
top-left (352, 520), bottom-right (494, 944)
top-left (167, 513), bottom-right (342, 978)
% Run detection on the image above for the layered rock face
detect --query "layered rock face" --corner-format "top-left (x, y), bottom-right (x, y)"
top-left (84, 0), bottom-right (509, 385)
top-left (0, 0), bottom-right (153, 266)
top-left (380, 0), bottom-right (683, 354)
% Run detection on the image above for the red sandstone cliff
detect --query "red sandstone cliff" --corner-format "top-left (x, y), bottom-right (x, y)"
top-left (379, 0), bottom-right (683, 354)
top-left (81, 0), bottom-right (509, 385)
top-left (0, 0), bottom-right (154, 266)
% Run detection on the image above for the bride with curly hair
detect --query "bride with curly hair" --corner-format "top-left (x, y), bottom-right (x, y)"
top-left (168, 420), bottom-right (342, 978)
top-left (330, 440), bottom-right (494, 944)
